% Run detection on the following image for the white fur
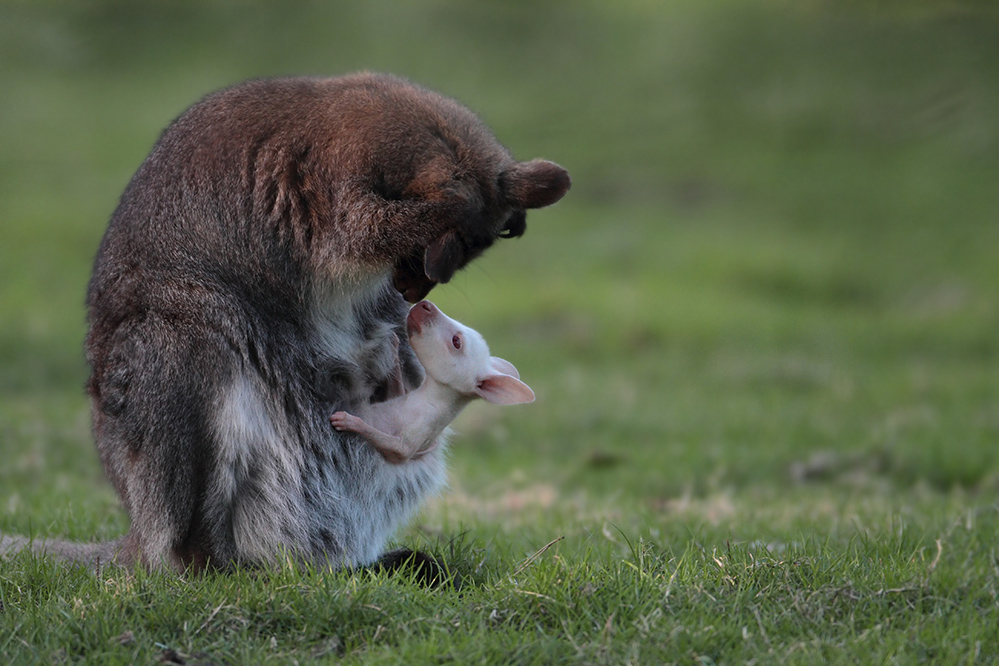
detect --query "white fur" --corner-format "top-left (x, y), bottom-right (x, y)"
top-left (306, 279), bottom-right (449, 566)
top-left (206, 280), bottom-right (456, 569)
top-left (311, 273), bottom-right (392, 364)
top-left (213, 373), bottom-right (307, 563)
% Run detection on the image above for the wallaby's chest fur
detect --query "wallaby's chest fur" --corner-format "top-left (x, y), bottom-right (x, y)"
top-left (27, 73), bottom-right (569, 572)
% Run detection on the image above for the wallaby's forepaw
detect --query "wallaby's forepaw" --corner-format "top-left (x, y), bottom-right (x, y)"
top-left (329, 411), bottom-right (363, 432)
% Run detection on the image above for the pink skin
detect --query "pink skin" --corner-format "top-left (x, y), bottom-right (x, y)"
top-left (330, 301), bottom-right (534, 464)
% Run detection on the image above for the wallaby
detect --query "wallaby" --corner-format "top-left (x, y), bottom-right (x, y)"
top-left (330, 300), bottom-right (534, 465)
top-left (0, 72), bottom-right (569, 573)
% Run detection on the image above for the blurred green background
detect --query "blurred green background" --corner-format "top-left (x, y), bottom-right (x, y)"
top-left (1, 0), bottom-right (997, 542)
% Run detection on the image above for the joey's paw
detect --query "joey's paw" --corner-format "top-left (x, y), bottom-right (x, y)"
top-left (329, 411), bottom-right (360, 431)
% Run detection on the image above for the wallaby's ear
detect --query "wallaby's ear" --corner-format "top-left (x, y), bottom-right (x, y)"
top-left (424, 231), bottom-right (465, 284)
top-left (489, 356), bottom-right (521, 379)
top-left (475, 372), bottom-right (535, 406)
top-left (501, 160), bottom-right (571, 209)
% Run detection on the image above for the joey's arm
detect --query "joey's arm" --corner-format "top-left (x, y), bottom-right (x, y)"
top-left (330, 410), bottom-right (418, 465)
top-left (331, 379), bottom-right (464, 464)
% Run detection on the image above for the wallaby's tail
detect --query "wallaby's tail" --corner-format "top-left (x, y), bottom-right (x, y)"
top-left (0, 534), bottom-right (123, 568)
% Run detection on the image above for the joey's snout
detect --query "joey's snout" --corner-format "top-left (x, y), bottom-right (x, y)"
top-left (406, 300), bottom-right (438, 336)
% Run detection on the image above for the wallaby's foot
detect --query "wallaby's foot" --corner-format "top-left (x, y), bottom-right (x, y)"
top-left (374, 548), bottom-right (450, 588)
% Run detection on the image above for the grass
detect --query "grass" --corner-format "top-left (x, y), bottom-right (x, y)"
top-left (2, 0), bottom-right (999, 663)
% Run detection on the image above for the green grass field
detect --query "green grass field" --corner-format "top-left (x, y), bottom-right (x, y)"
top-left (2, 1), bottom-right (998, 663)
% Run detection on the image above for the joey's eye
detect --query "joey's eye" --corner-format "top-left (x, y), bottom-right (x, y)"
top-left (452, 335), bottom-right (462, 350)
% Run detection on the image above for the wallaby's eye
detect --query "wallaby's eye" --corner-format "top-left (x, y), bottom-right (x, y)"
top-left (452, 334), bottom-right (462, 350)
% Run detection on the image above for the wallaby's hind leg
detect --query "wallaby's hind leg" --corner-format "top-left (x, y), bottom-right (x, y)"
top-left (90, 314), bottom-right (226, 571)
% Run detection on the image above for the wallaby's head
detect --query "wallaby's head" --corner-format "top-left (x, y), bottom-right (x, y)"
top-left (406, 301), bottom-right (534, 405)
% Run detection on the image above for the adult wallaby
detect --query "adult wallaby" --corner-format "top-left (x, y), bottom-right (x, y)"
top-left (1, 73), bottom-right (569, 573)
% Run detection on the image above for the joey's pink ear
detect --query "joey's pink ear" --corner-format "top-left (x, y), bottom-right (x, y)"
top-left (489, 356), bottom-right (520, 379)
top-left (475, 373), bottom-right (535, 406)
top-left (424, 231), bottom-right (465, 284)
top-left (501, 160), bottom-right (571, 209)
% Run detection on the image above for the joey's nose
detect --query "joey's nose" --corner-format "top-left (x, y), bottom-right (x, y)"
top-left (407, 300), bottom-right (438, 334)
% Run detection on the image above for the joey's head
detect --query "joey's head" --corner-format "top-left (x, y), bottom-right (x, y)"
top-left (406, 301), bottom-right (534, 405)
